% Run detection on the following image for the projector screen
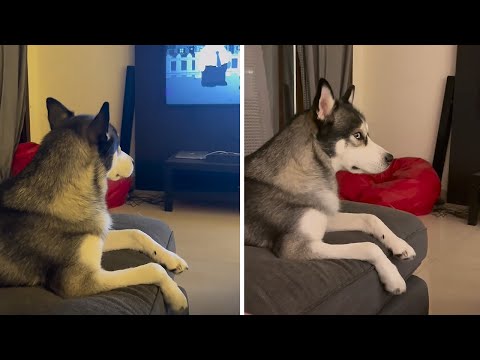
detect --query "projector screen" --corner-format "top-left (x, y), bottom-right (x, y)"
top-left (165, 45), bottom-right (240, 105)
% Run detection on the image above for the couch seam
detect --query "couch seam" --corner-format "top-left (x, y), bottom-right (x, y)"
top-left (149, 286), bottom-right (162, 315)
top-left (167, 231), bottom-right (174, 251)
top-left (296, 227), bottom-right (427, 315)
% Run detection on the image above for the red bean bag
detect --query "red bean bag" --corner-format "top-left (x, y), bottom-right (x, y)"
top-left (10, 142), bottom-right (132, 209)
top-left (10, 142), bottom-right (39, 177)
top-left (336, 157), bottom-right (441, 216)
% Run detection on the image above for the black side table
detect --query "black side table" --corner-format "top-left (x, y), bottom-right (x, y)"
top-left (468, 171), bottom-right (480, 225)
top-left (164, 155), bottom-right (240, 212)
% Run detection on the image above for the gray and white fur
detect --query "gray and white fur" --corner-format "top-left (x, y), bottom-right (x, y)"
top-left (0, 98), bottom-right (188, 312)
top-left (245, 78), bottom-right (415, 295)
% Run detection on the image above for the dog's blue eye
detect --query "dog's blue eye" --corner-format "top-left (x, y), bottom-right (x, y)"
top-left (353, 132), bottom-right (362, 140)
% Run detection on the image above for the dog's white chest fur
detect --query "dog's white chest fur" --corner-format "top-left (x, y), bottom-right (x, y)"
top-left (314, 190), bottom-right (340, 215)
top-left (99, 211), bottom-right (113, 237)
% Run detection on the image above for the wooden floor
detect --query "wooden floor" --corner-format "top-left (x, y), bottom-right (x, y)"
top-left (110, 195), bottom-right (240, 315)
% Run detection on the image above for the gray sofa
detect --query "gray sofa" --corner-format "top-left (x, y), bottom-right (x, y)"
top-left (0, 214), bottom-right (188, 315)
top-left (245, 201), bottom-right (429, 315)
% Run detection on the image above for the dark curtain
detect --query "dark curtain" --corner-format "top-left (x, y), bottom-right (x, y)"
top-left (297, 45), bottom-right (353, 110)
top-left (277, 45), bottom-right (353, 130)
top-left (0, 45), bottom-right (28, 181)
top-left (278, 45), bottom-right (295, 129)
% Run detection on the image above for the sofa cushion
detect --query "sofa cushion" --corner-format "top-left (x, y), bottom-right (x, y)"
top-left (0, 214), bottom-right (187, 315)
top-left (245, 201), bottom-right (428, 315)
top-left (378, 275), bottom-right (429, 315)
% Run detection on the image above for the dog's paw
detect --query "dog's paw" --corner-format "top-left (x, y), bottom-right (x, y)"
top-left (165, 253), bottom-right (189, 274)
top-left (163, 283), bottom-right (188, 314)
top-left (376, 261), bottom-right (407, 295)
top-left (390, 238), bottom-right (416, 260)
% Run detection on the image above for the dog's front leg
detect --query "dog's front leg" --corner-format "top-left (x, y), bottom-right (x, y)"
top-left (95, 264), bottom-right (188, 313)
top-left (294, 209), bottom-right (406, 294)
top-left (104, 230), bottom-right (189, 274)
top-left (326, 212), bottom-right (416, 260)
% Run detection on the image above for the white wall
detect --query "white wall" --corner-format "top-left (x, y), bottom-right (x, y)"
top-left (28, 45), bottom-right (134, 144)
top-left (353, 45), bottom-right (457, 192)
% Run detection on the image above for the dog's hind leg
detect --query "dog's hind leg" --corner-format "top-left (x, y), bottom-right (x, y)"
top-left (60, 235), bottom-right (188, 313)
top-left (279, 209), bottom-right (406, 295)
top-left (311, 240), bottom-right (406, 295)
top-left (325, 213), bottom-right (416, 260)
top-left (103, 230), bottom-right (188, 274)
top-left (94, 264), bottom-right (188, 313)
top-left (98, 264), bottom-right (187, 312)
top-left (60, 266), bottom-right (188, 313)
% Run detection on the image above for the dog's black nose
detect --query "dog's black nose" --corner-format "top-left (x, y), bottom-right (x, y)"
top-left (384, 153), bottom-right (394, 164)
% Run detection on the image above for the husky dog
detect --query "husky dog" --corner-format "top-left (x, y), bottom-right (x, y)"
top-left (245, 78), bottom-right (416, 295)
top-left (0, 99), bottom-right (188, 312)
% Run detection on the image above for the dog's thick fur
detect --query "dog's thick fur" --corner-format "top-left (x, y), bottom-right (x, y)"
top-left (0, 99), bottom-right (188, 312)
top-left (245, 78), bottom-right (416, 295)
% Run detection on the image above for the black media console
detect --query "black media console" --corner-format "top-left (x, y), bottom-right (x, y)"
top-left (163, 153), bottom-right (240, 211)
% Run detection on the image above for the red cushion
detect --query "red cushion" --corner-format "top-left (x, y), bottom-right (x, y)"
top-left (106, 177), bottom-right (132, 209)
top-left (10, 142), bottom-right (39, 177)
top-left (336, 157), bottom-right (441, 216)
top-left (10, 142), bottom-right (132, 209)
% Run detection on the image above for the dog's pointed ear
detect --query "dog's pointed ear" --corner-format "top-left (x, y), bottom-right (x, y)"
top-left (341, 85), bottom-right (355, 104)
top-left (87, 102), bottom-right (110, 143)
top-left (46, 98), bottom-right (74, 129)
top-left (313, 78), bottom-right (335, 121)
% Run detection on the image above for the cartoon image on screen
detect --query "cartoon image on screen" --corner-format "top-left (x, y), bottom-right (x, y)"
top-left (166, 45), bottom-right (240, 105)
